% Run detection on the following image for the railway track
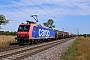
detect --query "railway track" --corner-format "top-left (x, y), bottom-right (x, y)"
top-left (0, 38), bottom-right (74, 60)
top-left (0, 45), bottom-right (29, 52)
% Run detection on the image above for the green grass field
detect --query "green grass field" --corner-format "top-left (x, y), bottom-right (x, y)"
top-left (61, 36), bottom-right (90, 60)
top-left (0, 35), bottom-right (16, 47)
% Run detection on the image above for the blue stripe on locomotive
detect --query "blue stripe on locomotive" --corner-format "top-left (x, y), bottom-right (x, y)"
top-left (32, 26), bottom-right (55, 39)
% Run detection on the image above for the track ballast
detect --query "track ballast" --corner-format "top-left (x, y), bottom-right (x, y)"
top-left (0, 38), bottom-right (75, 60)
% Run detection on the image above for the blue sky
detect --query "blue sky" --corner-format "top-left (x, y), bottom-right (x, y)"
top-left (0, 0), bottom-right (90, 34)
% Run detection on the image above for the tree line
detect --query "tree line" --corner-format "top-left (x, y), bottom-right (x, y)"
top-left (0, 31), bottom-right (16, 35)
top-left (79, 34), bottom-right (90, 37)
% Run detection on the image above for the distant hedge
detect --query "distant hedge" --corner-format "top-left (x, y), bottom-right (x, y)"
top-left (0, 31), bottom-right (16, 35)
top-left (79, 34), bottom-right (90, 37)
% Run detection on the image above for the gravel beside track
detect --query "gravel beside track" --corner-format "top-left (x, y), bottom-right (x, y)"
top-left (0, 37), bottom-right (76, 60)
top-left (23, 38), bottom-right (76, 60)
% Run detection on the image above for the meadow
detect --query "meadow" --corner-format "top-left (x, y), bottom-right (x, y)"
top-left (61, 36), bottom-right (90, 60)
top-left (0, 35), bottom-right (16, 47)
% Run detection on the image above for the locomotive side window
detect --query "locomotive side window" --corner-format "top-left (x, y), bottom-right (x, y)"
top-left (18, 25), bottom-right (30, 32)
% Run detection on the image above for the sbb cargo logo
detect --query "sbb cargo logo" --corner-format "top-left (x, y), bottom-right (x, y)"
top-left (39, 29), bottom-right (50, 37)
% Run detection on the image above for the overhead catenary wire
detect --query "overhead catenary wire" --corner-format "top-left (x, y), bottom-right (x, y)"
top-left (0, 0), bottom-right (41, 22)
top-left (0, 1), bottom-right (31, 15)
top-left (29, 0), bottom-right (77, 33)
top-left (43, 0), bottom-right (52, 10)
top-left (29, 0), bottom-right (66, 25)
top-left (20, 1), bottom-right (39, 13)
top-left (0, 0), bottom-right (67, 27)
top-left (20, 0), bottom-right (66, 27)
top-left (30, 0), bottom-right (68, 27)
top-left (19, 1), bottom-right (42, 20)
top-left (29, 0), bottom-right (55, 18)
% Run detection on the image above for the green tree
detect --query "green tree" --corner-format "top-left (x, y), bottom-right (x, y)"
top-left (0, 14), bottom-right (9, 29)
top-left (43, 19), bottom-right (55, 28)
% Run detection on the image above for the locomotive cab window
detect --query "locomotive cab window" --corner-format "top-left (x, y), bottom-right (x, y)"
top-left (18, 25), bottom-right (30, 32)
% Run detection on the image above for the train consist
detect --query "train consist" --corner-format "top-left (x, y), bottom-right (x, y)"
top-left (15, 20), bottom-right (75, 45)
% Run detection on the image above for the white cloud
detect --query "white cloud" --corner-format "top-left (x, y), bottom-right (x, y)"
top-left (8, 0), bottom-right (90, 16)
top-left (0, 0), bottom-right (90, 21)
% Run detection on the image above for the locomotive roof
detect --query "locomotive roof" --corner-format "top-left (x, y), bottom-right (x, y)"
top-left (20, 20), bottom-right (36, 25)
top-left (26, 20), bottom-right (36, 24)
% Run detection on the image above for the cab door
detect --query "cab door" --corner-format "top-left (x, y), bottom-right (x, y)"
top-left (32, 26), bottom-right (38, 39)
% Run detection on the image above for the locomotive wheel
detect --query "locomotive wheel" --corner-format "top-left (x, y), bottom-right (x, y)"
top-left (29, 40), bottom-right (33, 45)
top-left (19, 40), bottom-right (24, 46)
top-left (34, 40), bottom-right (38, 44)
top-left (39, 39), bottom-right (42, 43)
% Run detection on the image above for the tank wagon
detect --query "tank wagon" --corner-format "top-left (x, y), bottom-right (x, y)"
top-left (15, 20), bottom-right (75, 45)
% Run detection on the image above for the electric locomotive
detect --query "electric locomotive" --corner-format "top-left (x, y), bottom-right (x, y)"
top-left (15, 20), bottom-right (55, 45)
